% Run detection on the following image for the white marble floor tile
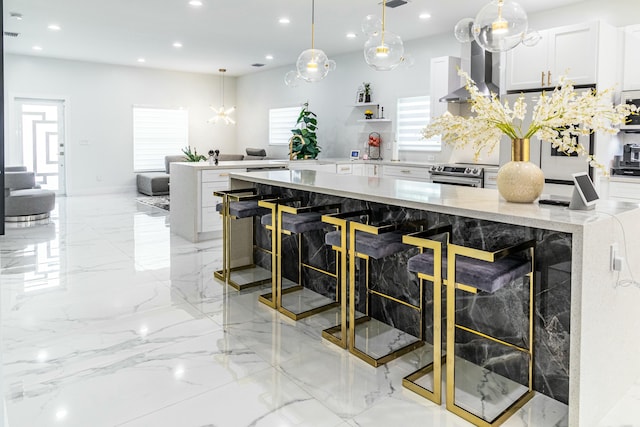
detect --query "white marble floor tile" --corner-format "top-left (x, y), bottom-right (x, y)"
top-left (5, 331), bottom-right (269, 427)
top-left (0, 193), bottom-right (634, 427)
top-left (3, 304), bottom-right (218, 387)
top-left (119, 368), bottom-right (345, 427)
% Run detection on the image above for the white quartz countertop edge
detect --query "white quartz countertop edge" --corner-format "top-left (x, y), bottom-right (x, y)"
top-left (229, 170), bottom-right (639, 233)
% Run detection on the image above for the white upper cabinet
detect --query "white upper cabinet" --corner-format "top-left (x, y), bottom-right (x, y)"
top-left (506, 22), bottom-right (599, 91)
top-left (623, 25), bottom-right (640, 90)
top-left (429, 56), bottom-right (461, 118)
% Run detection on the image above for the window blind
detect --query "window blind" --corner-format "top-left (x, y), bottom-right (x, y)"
top-left (396, 96), bottom-right (440, 151)
top-left (133, 106), bottom-right (189, 172)
top-left (269, 107), bottom-right (299, 146)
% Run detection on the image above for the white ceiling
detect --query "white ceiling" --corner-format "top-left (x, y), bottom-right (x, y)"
top-left (3, 0), bottom-right (586, 77)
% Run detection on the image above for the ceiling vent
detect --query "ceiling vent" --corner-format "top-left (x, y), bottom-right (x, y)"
top-left (251, 63), bottom-right (265, 67)
top-left (385, 0), bottom-right (409, 8)
top-left (3, 31), bottom-right (20, 38)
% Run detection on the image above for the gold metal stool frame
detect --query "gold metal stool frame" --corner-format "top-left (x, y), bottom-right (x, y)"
top-left (446, 239), bottom-right (536, 427)
top-left (214, 188), bottom-right (273, 290)
top-left (256, 197), bottom-right (296, 309)
top-left (275, 202), bottom-right (341, 321)
top-left (320, 210), bottom-right (371, 349)
top-left (348, 221), bottom-right (424, 367)
top-left (401, 224), bottom-right (452, 405)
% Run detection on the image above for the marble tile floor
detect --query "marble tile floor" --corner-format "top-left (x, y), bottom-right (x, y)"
top-left (0, 193), bottom-right (637, 427)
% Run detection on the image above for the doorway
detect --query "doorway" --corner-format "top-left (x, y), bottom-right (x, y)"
top-left (15, 98), bottom-right (66, 195)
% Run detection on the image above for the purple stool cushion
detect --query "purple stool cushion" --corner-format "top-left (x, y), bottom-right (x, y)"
top-left (325, 229), bottom-right (410, 260)
top-left (407, 252), bottom-right (531, 293)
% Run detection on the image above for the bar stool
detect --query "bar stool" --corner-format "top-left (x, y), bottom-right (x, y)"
top-left (446, 239), bottom-right (536, 427)
top-left (256, 197), bottom-right (299, 309)
top-left (320, 209), bottom-right (372, 349)
top-left (348, 221), bottom-right (424, 367)
top-left (213, 189), bottom-right (273, 290)
top-left (258, 199), bottom-right (341, 320)
top-left (401, 224), bottom-right (452, 405)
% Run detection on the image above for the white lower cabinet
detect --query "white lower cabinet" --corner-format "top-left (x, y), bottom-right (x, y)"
top-left (199, 169), bottom-right (232, 233)
top-left (336, 164), bottom-right (353, 175)
top-left (608, 181), bottom-right (640, 202)
top-left (383, 165), bottom-right (430, 181)
top-left (365, 164), bottom-right (380, 177)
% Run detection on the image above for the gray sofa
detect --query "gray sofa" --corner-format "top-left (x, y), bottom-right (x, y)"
top-left (136, 149), bottom-right (267, 196)
top-left (4, 170), bottom-right (56, 221)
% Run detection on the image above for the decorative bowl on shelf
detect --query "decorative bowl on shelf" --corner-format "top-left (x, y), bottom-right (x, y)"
top-left (364, 109), bottom-right (373, 119)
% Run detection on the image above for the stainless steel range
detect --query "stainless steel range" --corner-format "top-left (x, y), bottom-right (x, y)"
top-left (429, 164), bottom-right (484, 187)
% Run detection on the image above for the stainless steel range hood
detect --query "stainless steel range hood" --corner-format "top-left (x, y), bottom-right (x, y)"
top-left (440, 41), bottom-right (499, 103)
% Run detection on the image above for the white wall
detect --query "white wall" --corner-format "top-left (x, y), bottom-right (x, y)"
top-left (236, 33), bottom-right (461, 163)
top-left (4, 55), bottom-right (236, 195)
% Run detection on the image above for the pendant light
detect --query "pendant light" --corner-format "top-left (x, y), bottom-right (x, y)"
top-left (472, 0), bottom-right (528, 52)
top-left (208, 68), bottom-right (235, 125)
top-left (285, 0), bottom-right (336, 86)
top-left (363, 0), bottom-right (404, 71)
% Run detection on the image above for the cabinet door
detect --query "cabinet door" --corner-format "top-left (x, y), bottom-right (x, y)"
top-left (548, 22), bottom-right (598, 86)
top-left (351, 163), bottom-right (365, 176)
top-left (609, 181), bottom-right (640, 202)
top-left (365, 164), bottom-right (380, 177)
top-left (623, 25), bottom-right (640, 90)
top-left (506, 30), bottom-right (549, 91)
top-left (336, 164), bottom-right (353, 175)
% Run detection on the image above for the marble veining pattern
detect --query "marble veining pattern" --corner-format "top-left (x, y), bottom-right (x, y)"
top-left (0, 193), bottom-right (636, 426)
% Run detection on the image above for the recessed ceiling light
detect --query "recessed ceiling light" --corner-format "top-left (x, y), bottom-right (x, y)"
top-left (189, 0), bottom-right (203, 6)
top-left (278, 17), bottom-right (290, 24)
top-left (265, 54), bottom-right (274, 60)
top-left (48, 24), bottom-right (61, 31)
top-left (346, 32), bottom-right (357, 39)
top-left (10, 12), bottom-right (23, 20)
top-left (173, 42), bottom-right (183, 48)
top-left (419, 13), bottom-right (431, 19)
top-left (32, 45), bottom-right (42, 51)
top-left (137, 58), bottom-right (146, 63)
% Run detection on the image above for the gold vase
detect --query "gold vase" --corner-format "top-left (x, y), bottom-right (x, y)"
top-left (496, 138), bottom-right (544, 203)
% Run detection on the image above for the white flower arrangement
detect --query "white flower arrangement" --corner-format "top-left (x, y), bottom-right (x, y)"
top-left (422, 70), bottom-right (637, 172)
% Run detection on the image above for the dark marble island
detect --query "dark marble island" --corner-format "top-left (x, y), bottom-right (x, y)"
top-left (226, 169), bottom-right (640, 427)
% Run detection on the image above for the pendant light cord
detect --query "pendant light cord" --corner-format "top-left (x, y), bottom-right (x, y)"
top-left (219, 68), bottom-right (226, 109)
top-left (381, 0), bottom-right (386, 45)
top-left (311, 0), bottom-right (315, 51)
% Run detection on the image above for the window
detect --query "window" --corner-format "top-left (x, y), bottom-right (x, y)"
top-left (396, 96), bottom-right (440, 151)
top-left (269, 106), bottom-right (299, 146)
top-left (133, 106), bottom-right (188, 172)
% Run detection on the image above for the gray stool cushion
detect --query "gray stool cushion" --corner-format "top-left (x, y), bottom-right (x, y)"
top-left (137, 173), bottom-right (170, 196)
top-left (261, 212), bottom-right (328, 234)
top-left (5, 188), bottom-right (55, 217)
top-left (408, 252), bottom-right (531, 293)
top-left (215, 200), bottom-right (269, 218)
top-left (325, 229), bottom-right (410, 259)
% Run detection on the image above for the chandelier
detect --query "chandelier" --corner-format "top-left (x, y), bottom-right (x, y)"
top-left (208, 68), bottom-right (235, 125)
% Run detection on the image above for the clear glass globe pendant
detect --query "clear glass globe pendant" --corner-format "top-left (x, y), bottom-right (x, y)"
top-left (472, 0), bottom-right (528, 52)
top-left (286, 0), bottom-right (336, 85)
top-left (363, 0), bottom-right (405, 71)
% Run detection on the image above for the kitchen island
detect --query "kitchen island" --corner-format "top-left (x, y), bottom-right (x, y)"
top-left (227, 169), bottom-right (640, 427)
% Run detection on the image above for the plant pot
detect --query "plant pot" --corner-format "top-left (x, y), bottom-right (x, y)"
top-left (364, 94), bottom-right (371, 103)
top-left (497, 138), bottom-right (544, 203)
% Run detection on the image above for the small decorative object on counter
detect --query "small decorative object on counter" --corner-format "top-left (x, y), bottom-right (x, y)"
top-left (208, 149), bottom-right (220, 165)
top-left (368, 132), bottom-right (382, 160)
top-left (363, 82), bottom-right (372, 103)
top-left (364, 109), bottom-right (374, 119)
top-left (423, 69), bottom-right (637, 203)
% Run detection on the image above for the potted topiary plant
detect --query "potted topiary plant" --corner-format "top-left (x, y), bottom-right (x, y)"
top-left (289, 102), bottom-right (321, 160)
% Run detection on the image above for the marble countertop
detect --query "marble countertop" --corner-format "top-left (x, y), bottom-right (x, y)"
top-left (230, 169), bottom-right (639, 233)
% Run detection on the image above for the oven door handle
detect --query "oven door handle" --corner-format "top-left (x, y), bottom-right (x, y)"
top-left (431, 175), bottom-right (482, 187)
